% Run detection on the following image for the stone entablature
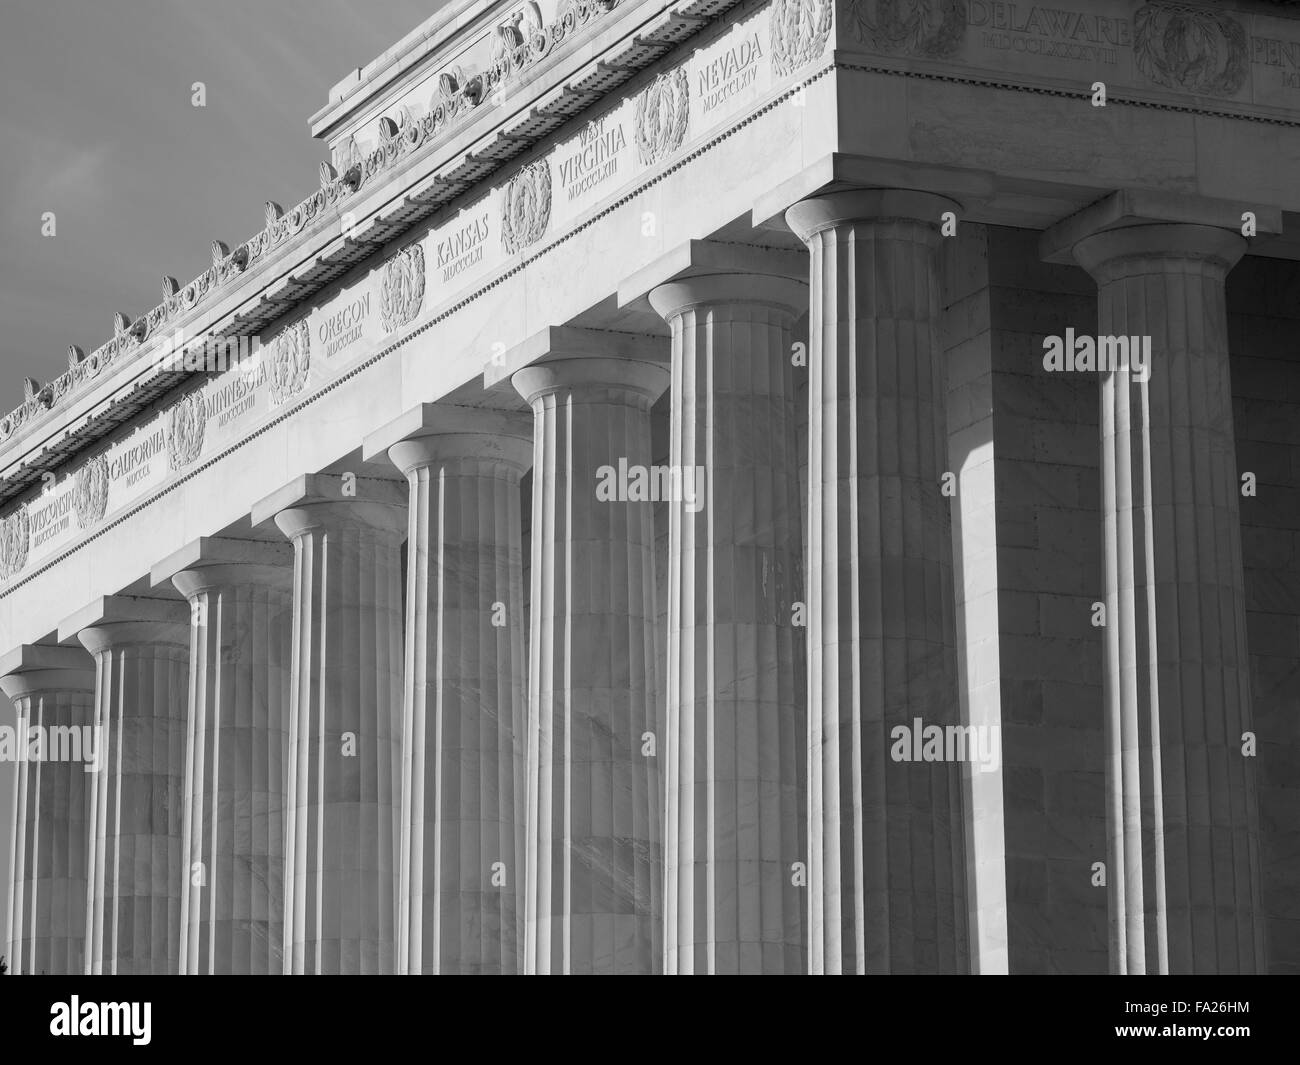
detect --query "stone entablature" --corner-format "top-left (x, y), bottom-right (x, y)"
top-left (0, 0), bottom-right (834, 592)
top-left (7, 0), bottom-right (1300, 596)
top-left (10, 0), bottom-right (1300, 507)
top-left (835, 0), bottom-right (1300, 116)
top-left (0, 0), bottom-right (739, 487)
top-left (9, 0), bottom-right (1300, 503)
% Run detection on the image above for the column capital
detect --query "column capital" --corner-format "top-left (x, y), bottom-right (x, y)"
top-left (251, 472), bottom-right (407, 541)
top-left (750, 152), bottom-right (994, 230)
top-left (1071, 224), bottom-right (1247, 285)
top-left (484, 326), bottom-right (667, 390)
top-left (58, 595), bottom-right (190, 655)
top-left (647, 272), bottom-right (807, 322)
top-left (0, 644), bottom-right (95, 701)
top-left (151, 536), bottom-right (294, 600)
top-left (618, 238), bottom-right (806, 311)
top-left (362, 403), bottom-right (533, 476)
top-left (784, 189), bottom-right (961, 243)
top-left (512, 355), bottom-right (669, 407)
top-left (1039, 188), bottom-right (1280, 266)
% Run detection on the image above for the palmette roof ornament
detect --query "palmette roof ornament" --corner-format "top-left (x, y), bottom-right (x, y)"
top-left (0, 0), bottom-right (629, 452)
top-left (492, 1), bottom-right (550, 80)
top-left (20, 378), bottom-right (53, 421)
top-left (53, 346), bottom-right (89, 401)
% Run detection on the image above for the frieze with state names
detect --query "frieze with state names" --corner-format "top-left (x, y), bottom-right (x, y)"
top-left (841, 0), bottom-right (1300, 108)
top-left (557, 116), bottom-right (629, 204)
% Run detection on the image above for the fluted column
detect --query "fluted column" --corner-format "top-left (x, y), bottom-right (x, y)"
top-left (513, 354), bottom-right (667, 974)
top-left (0, 645), bottom-right (96, 975)
top-left (65, 595), bottom-right (190, 975)
top-left (1064, 221), bottom-right (1262, 974)
top-left (366, 405), bottom-right (532, 974)
top-left (786, 191), bottom-right (968, 974)
top-left (648, 273), bottom-right (807, 975)
top-left (254, 473), bottom-right (406, 975)
top-left (155, 538), bottom-right (294, 974)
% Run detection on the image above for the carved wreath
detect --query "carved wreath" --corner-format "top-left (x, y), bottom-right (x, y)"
top-left (269, 319), bottom-right (312, 405)
top-left (166, 390), bottom-right (208, 471)
top-left (380, 243), bottom-right (427, 334)
top-left (1134, 3), bottom-right (1248, 97)
top-left (634, 68), bottom-right (690, 166)
top-left (772, 0), bottom-right (835, 76)
top-left (847, 0), bottom-right (966, 59)
top-left (74, 453), bottom-right (110, 530)
top-left (501, 159), bottom-right (553, 255)
top-left (0, 504), bottom-right (30, 580)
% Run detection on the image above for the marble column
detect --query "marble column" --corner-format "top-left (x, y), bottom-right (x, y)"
top-left (648, 272), bottom-right (808, 975)
top-left (252, 473), bottom-right (406, 975)
top-left (61, 595), bottom-right (190, 975)
top-left (513, 354), bottom-right (667, 974)
top-left (1062, 219), bottom-right (1263, 974)
top-left (0, 645), bottom-right (96, 975)
top-left (365, 405), bottom-right (532, 974)
top-left (153, 537), bottom-right (294, 975)
top-left (786, 191), bottom-right (969, 974)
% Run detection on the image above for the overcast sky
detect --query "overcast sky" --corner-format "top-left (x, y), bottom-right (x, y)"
top-left (0, 0), bottom-right (449, 972)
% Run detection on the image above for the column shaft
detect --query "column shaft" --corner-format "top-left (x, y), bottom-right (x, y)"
top-left (77, 603), bottom-right (190, 975)
top-left (272, 481), bottom-right (405, 974)
top-left (168, 551), bottom-right (293, 974)
top-left (649, 275), bottom-right (807, 975)
top-left (514, 356), bottom-right (666, 974)
top-left (788, 191), bottom-right (969, 974)
top-left (389, 425), bottom-right (531, 974)
top-left (1, 650), bottom-right (96, 975)
top-left (1073, 223), bottom-right (1263, 974)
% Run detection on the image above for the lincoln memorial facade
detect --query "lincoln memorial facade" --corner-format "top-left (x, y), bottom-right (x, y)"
top-left (3, 0), bottom-right (1299, 975)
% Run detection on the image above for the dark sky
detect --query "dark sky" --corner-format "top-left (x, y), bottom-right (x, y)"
top-left (0, 0), bottom-right (445, 404)
top-left (0, 0), bottom-right (450, 969)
